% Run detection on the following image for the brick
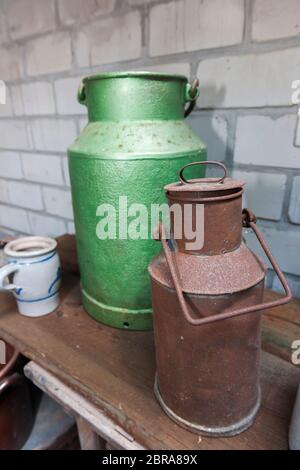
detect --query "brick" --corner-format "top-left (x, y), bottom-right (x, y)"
top-left (22, 153), bottom-right (64, 186)
top-left (0, 45), bottom-right (22, 81)
top-left (58, 0), bottom-right (115, 25)
top-left (0, 179), bottom-right (9, 203)
top-left (0, 87), bottom-right (13, 117)
top-left (0, 204), bottom-right (30, 233)
top-left (296, 114), bottom-right (300, 147)
top-left (6, 0), bottom-right (56, 40)
top-left (0, 120), bottom-right (30, 150)
top-left (55, 77), bottom-right (86, 115)
top-left (30, 119), bottom-right (77, 152)
top-left (62, 158), bottom-right (70, 186)
top-left (11, 85), bottom-right (23, 116)
top-left (141, 62), bottom-right (190, 78)
top-left (289, 176), bottom-right (300, 224)
top-left (197, 48), bottom-right (300, 108)
top-left (8, 181), bottom-right (43, 210)
top-left (26, 32), bottom-right (72, 76)
top-left (43, 187), bottom-right (73, 219)
top-left (244, 226), bottom-right (300, 276)
top-left (0, 151), bottom-right (23, 179)
top-left (0, 10), bottom-right (8, 45)
top-left (187, 113), bottom-right (228, 162)
top-left (75, 11), bottom-right (142, 67)
top-left (13, 82), bottom-right (56, 116)
top-left (28, 212), bottom-right (66, 237)
top-left (149, 0), bottom-right (244, 57)
top-left (79, 117), bottom-right (88, 132)
top-left (67, 221), bottom-right (75, 234)
top-left (272, 273), bottom-right (300, 299)
top-left (234, 114), bottom-right (300, 169)
top-left (232, 170), bottom-right (286, 221)
top-left (252, 0), bottom-right (300, 42)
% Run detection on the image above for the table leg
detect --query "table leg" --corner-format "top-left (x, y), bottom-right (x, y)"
top-left (76, 416), bottom-right (106, 450)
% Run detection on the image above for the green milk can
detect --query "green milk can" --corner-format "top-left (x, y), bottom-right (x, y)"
top-left (68, 71), bottom-right (206, 330)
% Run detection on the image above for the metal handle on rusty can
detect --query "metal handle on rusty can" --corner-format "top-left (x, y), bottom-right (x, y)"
top-left (179, 160), bottom-right (227, 184)
top-left (158, 209), bottom-right (292, 326)
top-left (184, 79), bottom-right (200, 118)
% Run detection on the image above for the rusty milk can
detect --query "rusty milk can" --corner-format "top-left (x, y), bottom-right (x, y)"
top-left (148, 161), bottom-right (292, 436)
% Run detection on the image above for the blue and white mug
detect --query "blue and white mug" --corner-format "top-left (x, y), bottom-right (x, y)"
top-left (0, 236), bottom-right (61, 317)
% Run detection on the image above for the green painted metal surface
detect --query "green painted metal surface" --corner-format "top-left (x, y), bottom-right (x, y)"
top-left (68, 72), bottom-right (207, 330)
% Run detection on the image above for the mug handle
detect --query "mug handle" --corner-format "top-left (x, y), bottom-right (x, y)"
top-left (0, 264), bottom-right (20, 291)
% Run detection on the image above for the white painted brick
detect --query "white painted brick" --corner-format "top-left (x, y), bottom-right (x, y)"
top-left (75, 11), bottom-right (142, 67)
top-left (272, 274), bottom-right (300, 299)
top-left (296, 114), bottom-right (300, 147)
top-left (6, 0), bottom-right (56, 40)
top-left (8, 181), bottom-right (43, 210)
top-left (62, 158), bottom-right (70, 186)
top-left (149, 0), bottom-right (244, 57)
top-left (22, 153), bottom-right (64, 186)
top-left (234, 115), bottom-right (300, 169)
top-left (244, 226), bottom-right (300, 276)
top-left (0, 45), bottom-right (22, 81)
top-left (11, 85), bottom-right (23, 116)
top-left (28, 212), bottom-right (66, 237)
top-left (0, 10), bottom-right (8, 45)
top-left (0, 87), bottom-right (13, 117)
top-left (0, 204), bottom-right (30, 233)
top-left (26, 32), bottom-right (72, 76)
top-left (252, 0), bottom-right (300, 42)
top-left (0, 179), bottom-right (9, 203)
top-left (55, 77), bottom-right (87, 115)
top-left (289, 176), bottom-right (300, 224)
top-left (22, 82), bottom-right (55, 116)
top-left (197, 48), bottom-right (300, 108)
top-left (187, 113), bottom-right (228, 162)
top-left (30, 119), bottom-right (77, 152)
top-left (79, 117), bottom-right (88, 132)
top-left (0, 151), bottom-right (23, 179)
top-left (141, 62), bottom-right (190, 78)
top-left (43, 187), bottom-right (73, 219)
top-left (58, 0), bottom-right (115, 25)
top-left (0, 120), bottom-right (30, 150)
top-left (232, 170), bottom-right (286, 221)
top-left (67, 221), bottom-right (75, 234)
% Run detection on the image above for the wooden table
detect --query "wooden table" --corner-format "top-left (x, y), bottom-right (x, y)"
top-left (0, 235), bottom-right (299, 450)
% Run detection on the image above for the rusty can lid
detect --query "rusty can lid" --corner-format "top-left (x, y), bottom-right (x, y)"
top-left (165, 161), bottom-right (245, 194)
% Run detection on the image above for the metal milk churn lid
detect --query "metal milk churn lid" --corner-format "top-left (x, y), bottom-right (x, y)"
top-left (148, 161), bottom-right (292, 436)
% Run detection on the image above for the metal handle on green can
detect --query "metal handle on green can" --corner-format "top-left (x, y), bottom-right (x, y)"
top-left (184, 79), bottom-right (200, 118)
top-left (77, 80), bottom-right (86, 106)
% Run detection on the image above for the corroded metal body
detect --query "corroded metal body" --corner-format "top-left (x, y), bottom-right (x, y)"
top-left (68, 72), bottom-right (206, 330)
top-left (148, 162), bottom-right (291, 435)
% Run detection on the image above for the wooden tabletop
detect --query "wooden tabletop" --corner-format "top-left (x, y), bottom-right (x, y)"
top-left (0, 235), bottom-right (299, 450)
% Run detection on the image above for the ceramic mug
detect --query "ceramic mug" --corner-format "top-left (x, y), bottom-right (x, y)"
top-left (0, 236), bottom-right (61, 317)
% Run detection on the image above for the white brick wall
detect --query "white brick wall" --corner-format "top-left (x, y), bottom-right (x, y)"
top-left (7, 181), bottom-right (43, 210)
top-left (30, 119), bottom-right (77, 152)
top-left (75, 11), bottom-right (142, 67)
top-left (22, 153), bottom-right (64, 186)
top-left (252, 0), bottom-right (300, 42)
top-left (234, 114), bottom-right (300, 169)
top-left (289, 176), bottom-right (300, 224)
top-left (58, 0), bottom-right (115, 25)
top-left (6, 0), bottom-right (56, 40)
top-left (43, 187), bottom-right (73, 219)
top-left (149, 0), bottom-right (244, 56)
top-left (0, 0), bottom-right (299, 296)
top-left (12, 82), bottom-right (56, 116)
top-left (0, 152), bottom-right (23, 179)
top-left (232, 170), bottom-right (286, 221)
top-left (197, 48), bottom-right (300, 108)
top-left (0, 120), bottom-right (30, 150)
top-left (26, 32), bottom-right (72, 76)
